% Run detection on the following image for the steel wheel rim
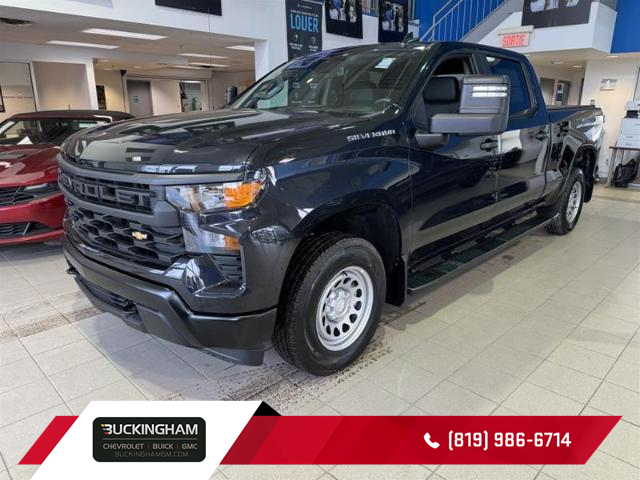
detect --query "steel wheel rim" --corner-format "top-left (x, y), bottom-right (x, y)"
top-left (566, 181), bottom-right (582, 224)
top-left (316, 266), bottom-right (374, 351)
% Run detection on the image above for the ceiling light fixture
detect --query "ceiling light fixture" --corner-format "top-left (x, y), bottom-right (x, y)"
top-left (173, 65), bottom-right (205, 69)
top-left (177, 53), bottom-right (228, 59)
top-left (47, 40), bottom-right (119, 49)
top-left (189, 62), bottom-right (229, 67)
top-left (82, 28), bottom-right (166, 40)
top-left (551, 61), bottom-right (565, 65)
top-left (226, 45), bottom-right (255, 52)
top-left (606, 54), bottom-right (619, 58)
top-left (572, 65), bottom-right (583, 68)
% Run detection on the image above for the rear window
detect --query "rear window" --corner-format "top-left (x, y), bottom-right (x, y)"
top-left (485, 56), bottom-right (532, 116)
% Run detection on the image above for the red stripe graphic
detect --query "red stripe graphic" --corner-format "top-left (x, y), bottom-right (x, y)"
top-left (20, 415), bottom-right (620, 466)
top-left (20, 416), bottom-right (78, 465)
top-left (221, 416), bottom-right (621, 465)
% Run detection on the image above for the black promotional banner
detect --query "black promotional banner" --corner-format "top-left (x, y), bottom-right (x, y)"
top-left (286, 0), bottom-right (323, 60)
top-left (325, 0), bottom-right (363, 39)
top-left (522, 0), bottom-right (592, 28)
top-left (378, 0), bottom-right (408, 43)
top-left (155, 0), bottom-right (221, 15)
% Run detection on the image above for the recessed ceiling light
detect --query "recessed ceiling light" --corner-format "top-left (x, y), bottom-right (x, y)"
top-left (133, 66), bottom-right (143, 69)
top-left (177, 53), bottom-right (228, 59)
top-left (572, 65), bottom-right (583, 68)
top-left (226, 45), bottom-right (255, 52)
top-left (47, 40), bottom-right (119, 49)
top-left (82, 28), bottom-right (166, 40)
top-left (189, 62), bottom-right (229, 67)
top-left (551, 61), bottom-right (565, 65)
top-left (607, 55), bottom-right (619, 58)
top-left (173, 65), bottom-right (205, 69)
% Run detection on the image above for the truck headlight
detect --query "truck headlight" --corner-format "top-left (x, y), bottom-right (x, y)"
top-left (166, 179), bottom-right (264, 212)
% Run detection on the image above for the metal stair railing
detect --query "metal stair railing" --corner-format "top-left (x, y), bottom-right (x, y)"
top-left (420, 0), bottom-right (507, 42)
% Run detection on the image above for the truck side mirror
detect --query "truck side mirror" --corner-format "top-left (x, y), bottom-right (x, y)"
top-left (431, 75), bottom-right (510, 136)
top-left (224, 85), bottom-right (239, 106)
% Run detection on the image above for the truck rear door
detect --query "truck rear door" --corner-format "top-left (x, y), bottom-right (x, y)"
top-left (481, 53), bottom-right (550, 217)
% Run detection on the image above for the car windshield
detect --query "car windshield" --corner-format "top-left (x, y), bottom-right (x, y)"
top-left (233, 48), bottom-right (426, 115)
top-left (0, 118), bottom-right (107, 145)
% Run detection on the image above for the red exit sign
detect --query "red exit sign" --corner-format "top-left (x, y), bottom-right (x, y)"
top-left (501, 32), bottom-right (530, 48)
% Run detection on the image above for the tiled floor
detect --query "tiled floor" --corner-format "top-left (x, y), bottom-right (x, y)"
top-left (1, 185), bottom-right (639, 480)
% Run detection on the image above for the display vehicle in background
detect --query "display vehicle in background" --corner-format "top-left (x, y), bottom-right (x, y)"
top-left (59, 42), bottom-right (603, 374)
top-left (0, 110), bottom-right (132, 245)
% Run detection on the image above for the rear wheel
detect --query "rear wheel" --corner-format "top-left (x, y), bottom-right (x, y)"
top-left (273, 233), bottom-right (386, 375)
top-left (544, 168), bottom-right (585, 235)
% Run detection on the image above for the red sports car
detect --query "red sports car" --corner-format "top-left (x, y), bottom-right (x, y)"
top-left (0, 110), bottom-right (133, 245)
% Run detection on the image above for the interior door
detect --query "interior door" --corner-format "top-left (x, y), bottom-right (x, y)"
top-left (127, 80), bottom-right (153, 117)
top-left (483, 54), bottom-right (549, 216)
top-left (408, 52), bottom-right (500, 258)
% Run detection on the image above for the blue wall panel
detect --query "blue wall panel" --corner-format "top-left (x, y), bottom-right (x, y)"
top-left (611, 0), bottom-right (640, 53)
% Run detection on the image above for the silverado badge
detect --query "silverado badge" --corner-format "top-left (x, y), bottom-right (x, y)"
top-left (131, 231), bottom-right (148, 241)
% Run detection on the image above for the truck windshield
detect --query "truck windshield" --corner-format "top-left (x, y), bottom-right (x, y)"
top-left (234, 48), bottom-right (425, 115)
top-left (0, 118), bottom-right (107, 145)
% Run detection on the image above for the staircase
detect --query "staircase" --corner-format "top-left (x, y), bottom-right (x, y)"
top-left (420, 0), bottom-right (523, 43)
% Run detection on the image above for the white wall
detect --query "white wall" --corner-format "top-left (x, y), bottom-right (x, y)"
top-left (581, 57), bottom-right (640, 173)
top-left (149, 79), bottom-right (182, 115)
top-left (32, 61), bottom-right (93, 110)
top-left (209, 71), bottom-right (255, 109)
top-left (94, 69), bottom-right (127, 111)
top-left (531, 63), bottom-right (585, 106)
top-left (0, 62), bottom-right (37, 121)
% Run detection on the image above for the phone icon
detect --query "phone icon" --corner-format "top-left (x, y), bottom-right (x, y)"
top-left (424, 432), bottom-right (440, 449)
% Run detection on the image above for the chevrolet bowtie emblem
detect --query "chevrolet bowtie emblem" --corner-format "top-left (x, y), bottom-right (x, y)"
top-left (131, 231), bottom-right (148, 241)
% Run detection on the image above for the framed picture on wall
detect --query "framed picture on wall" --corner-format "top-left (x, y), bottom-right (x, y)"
top-left (600, 79), bottom-right (618, 91)
top-left (0, 83), bottom-right (5, 112)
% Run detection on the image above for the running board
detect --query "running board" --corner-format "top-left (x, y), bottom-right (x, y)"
top-left (407, 215), bottom-right (557, 295)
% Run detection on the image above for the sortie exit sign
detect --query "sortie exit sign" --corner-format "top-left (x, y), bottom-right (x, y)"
top-left (501, 32), bottom-right (530, 48)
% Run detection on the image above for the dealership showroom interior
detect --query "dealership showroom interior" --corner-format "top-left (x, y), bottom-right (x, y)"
top-left (0, 0), bottom-right (639, 478)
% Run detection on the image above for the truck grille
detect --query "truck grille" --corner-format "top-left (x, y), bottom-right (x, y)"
top-left (0, 222), bottom-right (51, 239)
top-left (67, 201), bottom-right (185, 269)
top-left (0, 187), bottom-right (36, 206)
top-left (59, 170), bottom-right (154, 214)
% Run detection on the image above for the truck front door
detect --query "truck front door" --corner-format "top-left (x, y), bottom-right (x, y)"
top-left (482, 54), bottom-right (549, 217)
top-left (408, 52), bottom-right (500, 255)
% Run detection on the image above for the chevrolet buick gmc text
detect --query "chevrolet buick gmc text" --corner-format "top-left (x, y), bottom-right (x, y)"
top-left (59, 42), bottom-right (604, 375)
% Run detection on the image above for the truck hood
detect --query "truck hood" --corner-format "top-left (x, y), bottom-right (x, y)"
top-left (62, 108), bottom-right (374, 174)
top-left (0, 145), bottom-right (60, 188)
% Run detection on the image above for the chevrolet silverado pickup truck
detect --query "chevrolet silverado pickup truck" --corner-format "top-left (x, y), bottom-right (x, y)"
top-left (59, 42), bottom-right (603, 375)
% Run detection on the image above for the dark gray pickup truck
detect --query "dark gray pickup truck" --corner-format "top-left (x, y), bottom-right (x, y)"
top-left (59, 41), bottom-right (604, 375)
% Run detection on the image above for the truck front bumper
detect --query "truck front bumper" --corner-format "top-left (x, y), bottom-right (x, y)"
top-left (64, 239), bottom-right (276, 365)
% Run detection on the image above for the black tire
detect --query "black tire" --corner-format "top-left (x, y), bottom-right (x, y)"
top-left (273, 233), bottom-right (386, 376)
top-left (544, 168), bottom-right (585, 235)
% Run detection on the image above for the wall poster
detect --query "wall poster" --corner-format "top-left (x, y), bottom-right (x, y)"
top-left (155, 0), bottom-right (221, 16)
top-left (378, 0), bottom-right (408, 43)
top-left (522, 0), bottom-right (593, 28)
top-left (286, 0), bottom-right (323, 60)
top-left (325, 0), bottom-right (363, 39)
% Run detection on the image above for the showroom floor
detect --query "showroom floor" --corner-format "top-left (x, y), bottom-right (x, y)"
top-left (1, 185), bottom-right (639, 480)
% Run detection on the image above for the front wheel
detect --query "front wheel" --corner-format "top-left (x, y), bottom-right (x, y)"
top-left (273, 233), bottom-right (386, 376)
top-left (544, 168), bottom-right (585, 235)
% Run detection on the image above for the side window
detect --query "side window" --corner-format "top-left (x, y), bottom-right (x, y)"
top-left (485, 56), bottom-right (532, 116)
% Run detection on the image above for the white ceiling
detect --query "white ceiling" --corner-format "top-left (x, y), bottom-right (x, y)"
top-left (0, 6), bottom-right (256, 73)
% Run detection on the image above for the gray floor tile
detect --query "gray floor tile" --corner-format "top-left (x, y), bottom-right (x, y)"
top-left (548, 342), bottom-right (616, 379)
top-left (331, 465), bottom-right (432, 480)
top-left (437, 464), bottom-right (538, 480)
top-left (527, 360), bottom-right (601, 403)
top-left (415, 381), bottom-right (497, 416)
top-left (0, 378), bottom-right (63, 427)
top-left (329, 379), bottom-right (410, 415)
top-left (598, 418), bottom-right (640, 468)
top-left (544, 451), bottom-right (639, 480)
top-left (448, 362), bottom-right (522, 404)
top-left (371, 358), bottom-right (442, 403)
top-left (503, 383), bottom-right (583, 416)
top-left (48, 357), bottom-right (124, 401)
top-left (589, 382), bottom-right (640, 425)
